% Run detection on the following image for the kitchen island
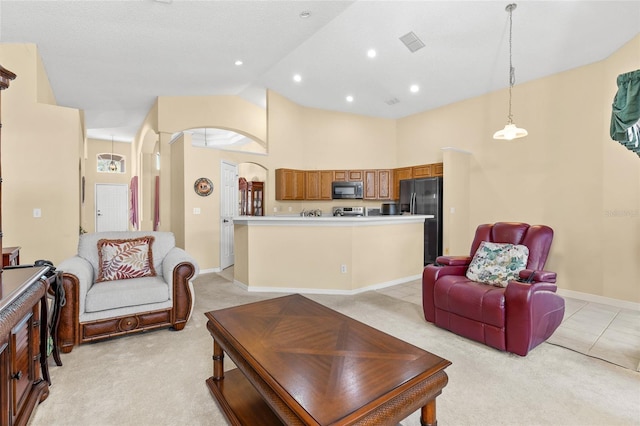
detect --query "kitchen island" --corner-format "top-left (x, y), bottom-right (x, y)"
top-left (233, 215), bottom-right (432, 294)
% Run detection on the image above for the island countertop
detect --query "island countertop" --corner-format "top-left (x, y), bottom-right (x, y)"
top-left (233, 215), bottom-right (431, 294)
top-left (232, 214), bottom-right (433, 226)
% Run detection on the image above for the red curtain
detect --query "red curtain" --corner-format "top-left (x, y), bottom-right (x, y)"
top-left (129, 176), bottom-right (139, 230)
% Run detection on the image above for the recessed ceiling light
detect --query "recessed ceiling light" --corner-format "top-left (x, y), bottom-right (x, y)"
top-left (410, 84), bottom-right (420, 93)
top-left (293, 74), bottom-right (302, 83)
top-left (234, 60), bottom-right (243, 66)
top-left (300, 11), bottom-right (311, 18)
top-left (346, 95), bottom-right (354, 103)
top-left (367, 49), bottom-right (377, 58)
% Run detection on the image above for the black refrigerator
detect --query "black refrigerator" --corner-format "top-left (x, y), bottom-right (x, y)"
top-left (399, 177), bottom-right (443, 265)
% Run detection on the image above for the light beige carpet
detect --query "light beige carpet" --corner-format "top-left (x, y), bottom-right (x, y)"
top-left (31, 273), bottom-right (640, 426)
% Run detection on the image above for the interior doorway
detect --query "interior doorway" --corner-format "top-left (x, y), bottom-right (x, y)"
top-left (95, 183), bottom-right (129, 232)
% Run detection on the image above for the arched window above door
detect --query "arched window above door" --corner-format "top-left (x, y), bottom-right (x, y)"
top-left (97, 153), bottom-right (126, 173)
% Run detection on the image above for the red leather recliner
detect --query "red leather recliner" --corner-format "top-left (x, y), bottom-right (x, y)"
top-left (422, 222), bottom-right (565, 356)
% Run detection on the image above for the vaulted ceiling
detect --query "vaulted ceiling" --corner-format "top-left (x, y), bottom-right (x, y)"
top-left (1, 0), bottom-right (638, 142)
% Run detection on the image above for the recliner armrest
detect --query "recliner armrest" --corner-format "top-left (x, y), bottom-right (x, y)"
top-left (434, 256), bottom-right (472, 267)
top-left (518, 269), bottom-right (556, 283)
top-left (58, 256), bottom-right (94, 315)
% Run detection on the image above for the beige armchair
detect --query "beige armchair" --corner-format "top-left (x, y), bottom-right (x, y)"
top-left (57, 231), bottom-right (198, 353)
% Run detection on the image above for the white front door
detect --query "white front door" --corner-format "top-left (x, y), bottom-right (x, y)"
top-left (220, 161), bottom-right (237, 270)
top-left (96, 183), bottom-right (129, 232)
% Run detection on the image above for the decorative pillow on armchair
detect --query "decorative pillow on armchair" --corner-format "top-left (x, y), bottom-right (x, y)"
top-left (466, 241), bottom-right (529, 287)
top-left (96, 236), bottom-right (157, 282)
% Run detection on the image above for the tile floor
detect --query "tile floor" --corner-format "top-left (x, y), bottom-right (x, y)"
top-left (377, 279), bottom-right (640, 371)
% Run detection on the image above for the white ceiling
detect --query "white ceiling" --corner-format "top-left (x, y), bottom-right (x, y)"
top-left (1, 0), bottom-right (638, 143)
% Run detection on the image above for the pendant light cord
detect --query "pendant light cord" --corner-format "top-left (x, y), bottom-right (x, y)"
top-left (507, 3), bottom-right (515, 125)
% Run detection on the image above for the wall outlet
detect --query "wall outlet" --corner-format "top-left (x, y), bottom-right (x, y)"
top-left (340, 264), bottom-right (347, 274)
top-left (193, 207), bottom-right (201, 215)
top-left (288, 206), bottom-right (293, 212)
top-left (273, 207), bottom-right (277, 213)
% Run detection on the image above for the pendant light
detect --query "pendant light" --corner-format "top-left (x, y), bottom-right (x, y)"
top-left (493, 3), bottom-right (528, 140)
top-left (109, 136), bottom-right (117, 171)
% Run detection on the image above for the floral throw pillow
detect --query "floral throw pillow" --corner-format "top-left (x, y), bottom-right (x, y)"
top-left (466, 241), bottom-right (529, 287)
top-left (96, 236), bottom-right (156, 282)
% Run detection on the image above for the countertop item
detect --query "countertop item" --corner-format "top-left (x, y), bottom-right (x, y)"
top-left (233, 214), bottom-right (433, 226)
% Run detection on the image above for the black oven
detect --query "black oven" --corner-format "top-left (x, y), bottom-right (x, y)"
top-left (331, 181), bottom-right (363, 199)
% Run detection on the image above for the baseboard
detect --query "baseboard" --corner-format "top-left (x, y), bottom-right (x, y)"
top-left (557, 288), bottom-right (640, 311)
top-left (234, 275), bottom-right (422, 296)
top-left (199, 267), bottom-right (221, 275)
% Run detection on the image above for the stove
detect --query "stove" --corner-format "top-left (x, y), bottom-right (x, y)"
top-left (332, 207), bottom-right (364, 217)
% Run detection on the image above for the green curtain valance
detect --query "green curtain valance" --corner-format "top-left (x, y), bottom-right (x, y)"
top-left (610, 69), bottom-right (640, 157)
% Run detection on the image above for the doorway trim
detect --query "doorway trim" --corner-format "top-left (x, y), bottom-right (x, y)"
top-left (220, 160), bottom-right (238, 270)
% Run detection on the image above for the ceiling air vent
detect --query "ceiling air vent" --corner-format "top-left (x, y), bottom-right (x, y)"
top-left (385, 98), bottom-right (400, 106)
top-left (399, 31), bottom-right (425, 53)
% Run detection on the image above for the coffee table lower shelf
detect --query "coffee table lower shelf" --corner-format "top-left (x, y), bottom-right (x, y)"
top-left (206, 369), bottom-right (285, 426)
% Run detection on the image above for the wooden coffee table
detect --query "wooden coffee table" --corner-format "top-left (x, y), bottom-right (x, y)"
top-left (205, 294), bottom-right (451, 425)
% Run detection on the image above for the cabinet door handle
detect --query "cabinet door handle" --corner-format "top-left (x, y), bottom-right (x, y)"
top-left (11, 371), bottom-right (22, 380)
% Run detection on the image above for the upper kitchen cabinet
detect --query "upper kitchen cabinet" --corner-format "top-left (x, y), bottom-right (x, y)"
top-left (392, 167), bottom-right (413, 200)
top-left (412, 164), bottom-right (432, 178)
top-left (364, 169), bottom-right (392, 200)
top-left (333, 170), bottom-right (363, 182)
top-left (347, 170), bottom-right (363, 181)
top-left (275, 169), bottom-right (305, 200)
top-left (432, 163), bottom-right (444, 177)
top-left (306, 170), bottom-right (333, 200)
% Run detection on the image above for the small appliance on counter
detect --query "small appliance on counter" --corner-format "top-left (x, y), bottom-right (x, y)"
top-left (380, 203), bottom-right (399, 215)
top-left (332, 206), bottom-right (364, 216)
top-left (365, 207), bottom-right (381, 216)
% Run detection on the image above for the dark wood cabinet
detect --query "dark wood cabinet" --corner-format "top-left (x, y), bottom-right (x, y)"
top-left (239, 179), bottom-right (264, 216)
top-left (0, 267), bottom-right (50, 426)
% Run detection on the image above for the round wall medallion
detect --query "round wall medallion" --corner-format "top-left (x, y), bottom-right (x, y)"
top-left (194, 177), bottom-right (214, 196)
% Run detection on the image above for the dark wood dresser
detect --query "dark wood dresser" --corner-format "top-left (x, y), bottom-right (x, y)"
top-left (0, 267), bottom-right (50, 425)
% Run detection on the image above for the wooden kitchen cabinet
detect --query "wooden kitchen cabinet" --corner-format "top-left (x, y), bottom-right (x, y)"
top-left (306, 171), bottom-right (333, 200)
top-left (364, 170), bottom-right (391, 200)
top-left (333, 170), bottom-right (362, 182)
top-left (275, 169), bottom-right (305, 200)
top-left (347, 170), bottom-right (363, 181)
top-left (333, 170), bottom-right (347, 182)
top-left (392, 167), bottom-right (413, 200)
top-left (412, 164), bottom-right (432, 178)
top-left (432, 163), bottom-right (444, 177)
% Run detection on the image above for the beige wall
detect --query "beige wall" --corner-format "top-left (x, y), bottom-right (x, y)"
top-left (1, 44), bottom-right (83, 264)
top-left (396, 35), bottom-right (640, 303)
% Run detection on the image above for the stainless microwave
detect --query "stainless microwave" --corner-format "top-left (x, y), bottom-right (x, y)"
top-left (332, 181), bottom-right (363, 199)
